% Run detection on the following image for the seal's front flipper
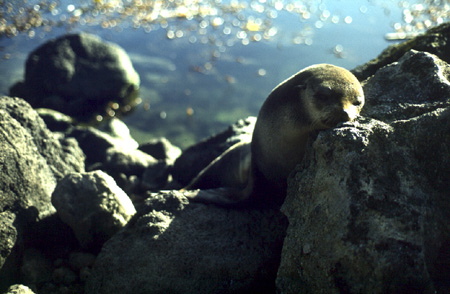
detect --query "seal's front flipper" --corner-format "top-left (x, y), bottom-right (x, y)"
top-left (183, 141), bottom-right (252, 190)
top-left (181, 185), bottom-right (253, 207)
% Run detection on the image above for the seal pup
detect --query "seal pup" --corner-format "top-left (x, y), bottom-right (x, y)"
top-left (181, 64), bottom-right (364, 207)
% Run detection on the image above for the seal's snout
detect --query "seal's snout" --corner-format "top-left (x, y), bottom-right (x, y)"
top-left (322, 109), bottom-right (351, 127)
top-left (339, 109), bottom-right (351, 122)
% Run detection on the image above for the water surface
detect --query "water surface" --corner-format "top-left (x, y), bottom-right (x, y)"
top-left (0, 1), bottom-right (438, 148)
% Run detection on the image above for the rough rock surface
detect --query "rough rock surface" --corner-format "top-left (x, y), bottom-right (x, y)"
top-left (172, 116), bottom-right (256, 186)
top-left (51, 170), bottom-right (136, 250)
top-left (3, 284), bottom-right (36, 294)
top-left (0, 97), bottom-right (85, 181)
top-left (0, 96), bottom-right (85, 222)
top-left (9, 33), bottom-right (140, 121)
top-left (0, 96), bottom-right (85, 291)
top-left (0, 96), bottom-right (85, 219)
top-left (361, 50), bottom-right (450, 122)
top-left (0, 212), bottom-right (17, 270)
top-left (85, 191), bottom-right (288, 294)
top-left (276, 50), bottom-right (450, 293)
top-left (352, 22), bottom-right (450, 81)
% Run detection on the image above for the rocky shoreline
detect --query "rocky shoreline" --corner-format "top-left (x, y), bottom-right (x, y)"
top-left (1, 24), bottom-right (450, 294)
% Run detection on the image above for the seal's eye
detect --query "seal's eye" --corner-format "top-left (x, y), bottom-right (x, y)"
top-left (315, 93), bottom-right (329, 102)
top-left (314, 86), bottom-right (333, 103)
top-left (353, 100), bottom-right (362, 107)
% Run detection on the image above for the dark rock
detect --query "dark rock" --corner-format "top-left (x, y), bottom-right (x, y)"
top-left (85, 191), bottom-right (287, 294)
top-left (79, 267), bottom-right (92, 283)
top-left (52, 267), bottom-right (78, 285)
top-left (68, 252), bottom-right (96, 272)
top-left (139, 137), bottom-right (182, 164)
top-left (103, 146), bottom-right (157, 177)
top-left (36, 108), bottom-right (74, 133)
top-left (21, 248), bottom-right (53, 286)
top-left (51, 170), bottom-right (136, 251)
top-left (0, 212), bottom-right (17, 270)
top-left (9, 33), bottom-right (140, 122)
top-left (68, 119), bottom-right (138, 165)
top-left (276, 50), bottom-right (450, 293)
top-left (141, 161), bottom-right (171, 191)
top-left (172, 116), bottom-right (256, 186)
top-left (352, 22), bottom-right (450, 81)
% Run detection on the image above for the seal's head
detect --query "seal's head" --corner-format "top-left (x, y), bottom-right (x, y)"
top-left (299, 64), bottom-right (364, 130)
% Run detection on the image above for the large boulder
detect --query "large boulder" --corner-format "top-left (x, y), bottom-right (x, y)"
top-left (276, 50), bottom-right (450, 293)
top-left (9, 33), bottom-right (140, 122)
top-left (0, 96), bottom-right (85, 290)
top-left (85, 191), bottom-right (288, 294)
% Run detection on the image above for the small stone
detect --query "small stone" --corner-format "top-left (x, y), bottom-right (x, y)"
top-left (52, 266), bottom-right (78, 285)
top-left (79, 267), bottom-right (92, 282)
top-left (139, 137), bottom-right (182, 164)
top-left (51, 170), bottom-right (136, 250)
top-left (21, 249), bottom-right (53, 285)
top-left (3, 284), bottom-right (36, 294)
top-left (68, 252), bottom-right (96, 271)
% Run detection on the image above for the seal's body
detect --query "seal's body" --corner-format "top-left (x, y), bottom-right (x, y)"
top-left (182, 64), bottom-right (364, 207)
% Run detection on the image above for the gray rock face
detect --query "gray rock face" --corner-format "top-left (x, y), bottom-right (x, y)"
top-left (0, 96), bottom-right (85, 290)
top-left (0, 96), bottom-right (85, 181)
top-left (361, 50), bottom-right (450, 122)
top-left (276, 50), bottom-right (450, 293)
top-left (0, 96), bottom-right (85, 220)
top-left (85, 191), bottom-right (288, 294)
top-left (9, 33), bottom-right (140, 121)
top-left (0, 212), bottom-right (17, 270)
top-left (51, 170), bottom-right (136, 250)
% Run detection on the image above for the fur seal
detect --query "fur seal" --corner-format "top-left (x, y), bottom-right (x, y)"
top-left (182, 64), bottom-right (364, 207)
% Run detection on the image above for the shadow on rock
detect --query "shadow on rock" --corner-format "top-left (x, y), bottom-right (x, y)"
top-left (85, 191), bottom-right (288, 294)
